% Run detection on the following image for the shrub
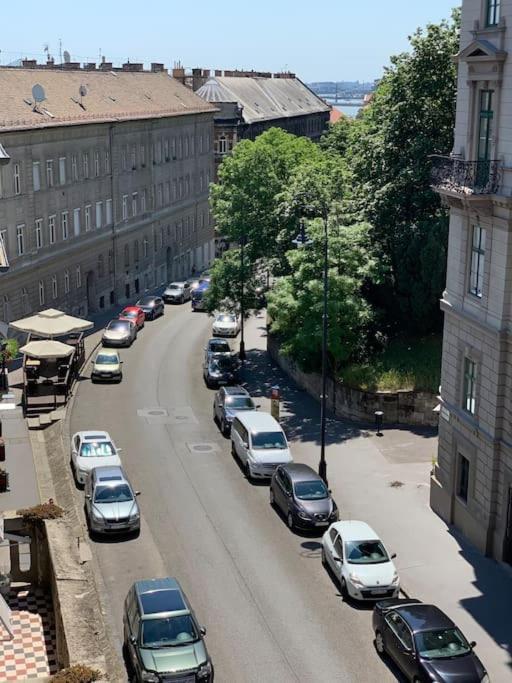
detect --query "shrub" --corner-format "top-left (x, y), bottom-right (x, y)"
top-left (51, 664), bottom-right (101, 683)
top-left (17, 501), bottom-right (64, 526)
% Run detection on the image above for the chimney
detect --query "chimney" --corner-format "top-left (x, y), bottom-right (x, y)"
top-left (62, 61), bottom-right (81, 69)
top-left (224, 70), bottom-right (234, 77)
top-left (215, 69), bottom-right (222, 77)
top-left (172, 66), bottom-right (185, 84)
top-left (151, 62), bottom-right (165, 73)
top-left (99, 60), bottom-right (113, 71)
top-left (84, 62), bottom-right (96, 71)
top-left (47, 57), bottom-right (55, 67)
top-left (274, 71), bottom-right (296, 79)
top-left (22, 59), bottom-right (37, 68)
top-left (122, 62), bottom-right (143, 72)
top-left (192, 67), bottom-right (207, 91)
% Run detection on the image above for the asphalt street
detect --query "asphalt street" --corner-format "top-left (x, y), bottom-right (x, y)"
top-left (70, 303), bottom-right (400, 683)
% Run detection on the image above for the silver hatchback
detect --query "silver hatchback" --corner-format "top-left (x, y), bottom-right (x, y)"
top-left (84, 465), bottom-right (140, 536)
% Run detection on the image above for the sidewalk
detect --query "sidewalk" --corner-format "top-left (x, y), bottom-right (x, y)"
top-left (243, 313), bottom-right (512, 682)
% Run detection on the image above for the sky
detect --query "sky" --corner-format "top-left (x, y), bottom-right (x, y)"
top-left (1, 0), bottom-right (459, 83)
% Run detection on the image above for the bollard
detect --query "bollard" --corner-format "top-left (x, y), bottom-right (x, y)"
top-left (0, 469), bottom-right (9, 492)
top-left (375, 410), bottom-right (384, 436)
top-left (0, 438), bottom-right (4, 462)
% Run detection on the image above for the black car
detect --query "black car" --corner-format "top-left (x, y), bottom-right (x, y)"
top-left (372, 599), bottom-right (488, 682)
top-left (135, 295), bottom-right (165, 320)
top-left (270, 463), bottom-right (339, 531)
top-left (213, 385), bottom-right (258, 435)
top-left (203, 353), bottom-right (240, 388)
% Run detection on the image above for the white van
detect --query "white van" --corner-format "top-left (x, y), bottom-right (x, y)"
top-left (230, 411), bottom-right (293, 480)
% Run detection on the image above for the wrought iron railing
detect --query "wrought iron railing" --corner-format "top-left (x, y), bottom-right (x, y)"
top-left (430, 155), bottom-right (501, 195)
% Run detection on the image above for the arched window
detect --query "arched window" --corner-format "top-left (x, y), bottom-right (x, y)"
top-left (97, 254), bottom-right (104, 278)
top-left (124, 244), bottom-right (130, 267)
top-left (133, 240), bottom-right (139, 263)
top-left (2, 295), bottom-right (10, 323)
top-left (21, 287), bottom-right (30, 315)
top-left (38, 280), bottom-right (45, 306)
top-left (218, 134), bottom-right (227, 154)
top-left (52, 275), bottom-right (58, 299)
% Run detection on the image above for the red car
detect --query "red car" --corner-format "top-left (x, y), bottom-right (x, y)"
top-left (118, 306), bottom-right (145, 330)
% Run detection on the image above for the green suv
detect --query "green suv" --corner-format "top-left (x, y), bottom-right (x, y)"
top-left (123, 577), bottom-right (214, 682)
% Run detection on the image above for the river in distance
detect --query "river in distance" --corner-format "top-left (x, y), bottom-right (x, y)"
top-left (317, 95), bottom-right (364, 118)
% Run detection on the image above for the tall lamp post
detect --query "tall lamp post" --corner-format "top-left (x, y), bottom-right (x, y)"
top-left (293, 215), bottom-right (329, 485)
top-left (239, 233), bottom-right (246, 361)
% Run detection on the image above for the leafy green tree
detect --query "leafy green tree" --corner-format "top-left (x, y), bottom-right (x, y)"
top-left (319, 116), bottom-right (354, 157)
top-left (267, 220), bottom-right (382, 371)
top-left (203, 248), bottom-right (261, 314)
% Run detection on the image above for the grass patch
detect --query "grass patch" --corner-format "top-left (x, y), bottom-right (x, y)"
top-left (340, 335), bottom-right (442, 393)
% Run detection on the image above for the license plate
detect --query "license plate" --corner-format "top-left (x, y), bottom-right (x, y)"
top-left (315, 521), bottom-right (329, 526)
top-left (371, 589), bottom-right (388, 595)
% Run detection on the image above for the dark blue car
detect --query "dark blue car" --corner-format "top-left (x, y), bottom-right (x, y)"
top-left (191, 281), bottom-right (210, 311)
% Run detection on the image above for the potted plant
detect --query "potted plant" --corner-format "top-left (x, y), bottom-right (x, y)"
top-left (0, 338), bottom-right (19, 392)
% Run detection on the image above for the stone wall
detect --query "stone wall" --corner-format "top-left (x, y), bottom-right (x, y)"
top-left (268, 336), bottom-right (439, 428)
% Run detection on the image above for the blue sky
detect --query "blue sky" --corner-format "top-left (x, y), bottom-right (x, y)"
top-left (1, 0), bottom-right (459, 82)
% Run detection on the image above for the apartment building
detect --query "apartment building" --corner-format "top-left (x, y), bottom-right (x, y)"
top-left (0, 62), bottom-right (216, 323)
top-left (430, 0), bottom-right (512, 564)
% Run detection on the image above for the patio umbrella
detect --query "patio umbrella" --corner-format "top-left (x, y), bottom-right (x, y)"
top-left (20, 340), bottom-right (75, 359)
top-left (10, 308), bottom-right (93, 338)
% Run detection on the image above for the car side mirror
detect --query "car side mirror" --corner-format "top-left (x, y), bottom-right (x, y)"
top-left (120, 360), bottom-right (124, 364)
top-left (391, 553), bottom-right (397, 559)
top-left (200, 626), bottom-right (207, 636)
top-left (135, 491), bottom-right (141, 496)
top-left (256, 404), bottom-right (261, 409)
top-left (328, 488), bottom-right (332, 494)
top-left (243, 441), bottom-right (249, 449)
top-left (130, 635), bottom-right (137, 645)
top-left (332, 554), bottom-right (342, 563)
top-left (470, 641), bottom-right (477, 648)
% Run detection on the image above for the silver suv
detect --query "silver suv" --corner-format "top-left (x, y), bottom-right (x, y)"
top-left (123, 577), bottom-right (214, 682)
top-left (84, 466), bottom-right (140, 536)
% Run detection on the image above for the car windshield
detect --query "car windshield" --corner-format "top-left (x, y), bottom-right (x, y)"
top-left (226, 396), bottom-right (253, 409)
top-left (79, 441), bottom-right (115, 457)
top-left (108, 321), bottom-right (129, 331)
top-left (141, 615), bottom-right (198, 648)
top-left (211, 358), bottom-right (232, 372)
top-left (251, 431), bottom-right (287, 450)
top-left (121, 310), bottom-right (137, 318)
top-left (294, 480), bottom-right (328, 500)
top-left (137, 297), bottom-right (154, 306)
top-left (415, 628), bottom-right (472, 660)
top-left (345, 540), bottom-right (389, 564)
top-left (209, 341), bottom-right (230, 353)
top-left (95, 354), bottom-right (118, 365)
top-left (168, 284), bottom-right (181, 290)
top-left (94, 483), bottom-right (132, 503)
top-left (217, 314), bottom-right (235, 323)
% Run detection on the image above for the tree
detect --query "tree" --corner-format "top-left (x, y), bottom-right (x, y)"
top-left (267, 220), bottom-right (382, 372)
top-left (346, 12), bottom-right (459, 332)
top-left (319, 116), bottom-right (354, 158)
top-left (203, 248), bottom-right (261, 314)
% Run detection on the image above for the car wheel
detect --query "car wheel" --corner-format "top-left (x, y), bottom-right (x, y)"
top-left (287, 512), bottom-right (294, 531)
top-left (221, 418), bottom-right (229, 436)
top-left (231, 443), bottom-right (237, 459)
top-left (375, 630), bottom-right (385, 656)
top-left (245, 461), bottom-right (252, 481)
top-left (269, 487), bottom-right (275, 507)
top-left (321, 547), bottom-right (327, 567)
top-left (340, 578), bottom-right (348, 599)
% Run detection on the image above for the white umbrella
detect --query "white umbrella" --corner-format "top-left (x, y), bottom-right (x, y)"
top-left (10, 308), bottom-right (93, 338)
top-left (20, 340), bottom-right (75, 359)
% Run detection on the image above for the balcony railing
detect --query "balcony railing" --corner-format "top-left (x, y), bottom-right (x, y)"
top-left (430, 155), bottom-right (501, 196)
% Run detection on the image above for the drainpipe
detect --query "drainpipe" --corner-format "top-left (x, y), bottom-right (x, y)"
top-left (108, 123), bottom-right (118, 304)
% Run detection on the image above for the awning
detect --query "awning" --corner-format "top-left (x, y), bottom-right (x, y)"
top-left (10, 308), bottom-right (93, 338)
top-left (20, 340), bottom-right (75, 359)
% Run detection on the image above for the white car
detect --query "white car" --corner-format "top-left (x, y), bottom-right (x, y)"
top-left (212, 313), bottom-right (240, 337)
top-left (70, 430), bottom-right (121, 486)
top-left (321, 520), bottom-right (399, 601)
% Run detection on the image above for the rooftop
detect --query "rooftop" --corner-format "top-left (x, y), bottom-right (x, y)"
top-left (0, 67), bottom-right (215, 132)
top-left (396, 604), bottom-right (455, 633)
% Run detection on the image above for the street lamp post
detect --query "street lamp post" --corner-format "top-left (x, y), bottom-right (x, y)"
top-left (239, 233), bottom-right (246, 361)
top-left (293, 216), bottom-right (329, 486)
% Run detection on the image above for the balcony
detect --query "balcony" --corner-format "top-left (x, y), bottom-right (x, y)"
top-left (430, 155), bottom-right (501, 196)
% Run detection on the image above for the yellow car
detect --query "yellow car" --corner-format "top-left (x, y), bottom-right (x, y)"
top-left (91, 349), bottom-right (123, 383)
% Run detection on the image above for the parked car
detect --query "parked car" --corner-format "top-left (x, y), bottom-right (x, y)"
top-left (84, 465), bottom-right (140, 536)
top-left (203, 353), bottom-right (239, 388)
top-left (70, 430), bottom-right (121, 486)
top-left (163, 281), bottom-right (191, 304)
top-left (204, 338), bottom-right (231, 364)
top-left (102, 319), bottom-right (137, 347)
top-left (136, 295), bottom-right (165, 320)
top-left (372, 598), bottom-right (489, 683)
top-left (191, 281), bottom-right (210, 311)
top-left (212, 312), bottom-right (240, 337)
top-left (230, 411), bottom-right (293, 481)
top-left (189, 278), bottom-right (201, 291)
top-left (119, 306), bottom-right (145, 330)
top-left (321, 520), bottom-right (399, 601)
top-left (123, 577), bottom-right (214, 683)
top-left (270, 463), bottom-right (339, 531)
top-left (91, 349), bottom-right (123, 383)
top-left (213, 385), bottom-right (258, 435)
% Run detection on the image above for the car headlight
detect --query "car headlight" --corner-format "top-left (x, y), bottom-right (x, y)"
top-left (129, 510), bottom-right (140, 521)
top-left (141, 671), bottom-right (159, 683)
top-left (297, 510), bottom-right (310, 520)
top-left (392, 572), bottom-right (400, 585)
top-left (349, 573), bottom-right (364, 587)
top-left (91, 509), bottom-right (103, 521)
top-left (198, 660), bottom-right (212, 679)
top-left (480, 675), bottom-right (490, 683)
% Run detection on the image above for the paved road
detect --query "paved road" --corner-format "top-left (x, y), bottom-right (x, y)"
top-left (70, 304), bottom-right (399, 682)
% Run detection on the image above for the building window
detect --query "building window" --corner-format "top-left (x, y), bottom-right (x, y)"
top-left (83, 152), bottom-right (89, 179)
top-left (13, 163), bottom-right (21, 195)
top-left (477, 90), bottom-right (494, 163)
top-left (143, 237), bottom-right (148, 258)
top-left (124, 244), bottom-right (130, 267)
top-left (76, 265), bottom-right (82, 288)
top-left (49, 215), bottom-right (56, 244)
top-left (64, 270), bottom-right (70, 294)
top-left (140, 144), bottom-right (145, 167)
top-left (85, 205), bottom-right (91, 231)
top-left (59, 157), bottom-right (66, 185)
top-left (141, 189), bottom-right (146, 213)
top-left (46, 160), bottom-right (54, 187)
top-left (172, 179), bottom-right (177, 202)
top-left (72, 154), bottom-right (78, 181)
top-left (73, 208), bottom-right (81, 236)
top-left (165, 181), bottom-right (170, 205)
top-left (106, 198), bottom-right (113, 225)
top-left (35, 218), bottom-right (43, 250)
top-left (52, 275), bottom-right (58, 299)
top-left (190, 134), bottom-right (195, 156)
top-left (61, 211), bottom-right (69, 240)
top-left (457, 454), bottom-right (470, 503)
top-left (133, 240), bottom-right (139, 263)
top-left (463, 357), bottom-right (477, 415)
top-left (178, 136), bottom-right (183, 159)
top-left (132, 192), bottom-right (138, 216)
top-left (2, 295), bottom-right (10, 324)
top-left (171, 137), bottom-right (176, 159)
top-left (218, 134), bottom-right (227, 154)
top-left (121, 148), bottom-right (127, 171)
top-left (16, 224), bottom-right (25, 255)
top-left (487, 0), bottom-right (500, 26)
top-left (157, 184), bottom-right (163, 207)
top-left (94, 151), bottom-right (100, 177)
top-left (21, 287), bottom-right (29, 314)
top-left (98, 254), bottom-right (104, 278)
top-left (185, 175), bottom-right (190, 197)
top-left (33, 162), bottom-right (41, 191)
top-left (96, 201), bottom-right (102, 229)
top-left (469, 225), bottom-right (485, 298)
top-left (164, 139), bottom-right (169, 161)
top-left (184, 136), bottom-right (189, 158)
top-left (38, 280), bottom-right (45, 306)
top-left (122, 195), bottom-right (128, 220)
top-left (104, 149), bottom-right (110, 174)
